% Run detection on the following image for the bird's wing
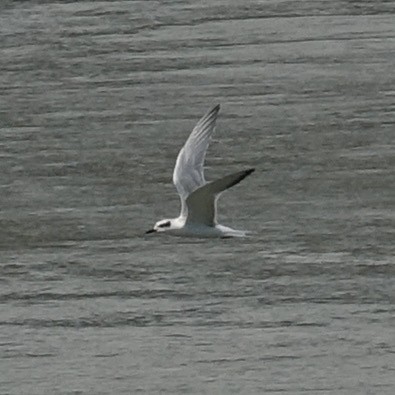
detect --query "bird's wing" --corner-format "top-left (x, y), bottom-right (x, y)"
top-left (185, 168), bottom-right (255, 226)
top-left (173, 104), bottom-right (220, 216)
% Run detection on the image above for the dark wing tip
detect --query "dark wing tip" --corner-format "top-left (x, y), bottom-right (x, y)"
top-left (206, 104), bottom-right (220, 118)
top-left (225, 168), bottom-right (256, 190)
top-left (237, 168), bottom-right (255, 184)
top-left (193, 104), bottom-right (221, 135)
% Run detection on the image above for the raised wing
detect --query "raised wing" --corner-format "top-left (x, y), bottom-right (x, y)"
top-left (173, 104), bottom-right (220, 215)
top-left (185, 168), bottom-right (255, 226)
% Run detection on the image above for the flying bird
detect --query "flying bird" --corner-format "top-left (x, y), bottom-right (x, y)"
top-left (146, 104), bottom-right (255, 238)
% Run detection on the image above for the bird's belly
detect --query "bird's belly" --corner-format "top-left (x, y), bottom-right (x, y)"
top-left (168, 224), bottom-right (247, 238)
top-left (170, 225), bottom-right (223, 238)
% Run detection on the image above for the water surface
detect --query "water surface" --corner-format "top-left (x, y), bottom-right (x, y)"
top-left (1, 1), bottom-right (394, 394)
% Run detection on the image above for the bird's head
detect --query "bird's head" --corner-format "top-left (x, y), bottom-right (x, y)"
top-left (145, 219), bottom-right (172, 234)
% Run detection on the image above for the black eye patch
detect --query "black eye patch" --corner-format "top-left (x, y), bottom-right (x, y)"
top-left (158, 221), bottom-right (171, 228)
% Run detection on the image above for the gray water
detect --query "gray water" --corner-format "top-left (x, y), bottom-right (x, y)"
top-left (1, 1), bottom-right (395, 394)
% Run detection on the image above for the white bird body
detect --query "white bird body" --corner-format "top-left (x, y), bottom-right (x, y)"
top-left (146, 104), bottom-right (254, 238)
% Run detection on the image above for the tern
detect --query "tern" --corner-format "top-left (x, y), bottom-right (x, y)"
top-left (146, 104), bottom-right (255, 238)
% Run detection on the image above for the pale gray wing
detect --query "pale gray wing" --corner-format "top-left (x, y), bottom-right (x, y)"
top-left (185, 168), bottom-right (255, 226)
top-left (173, 104), bottom-right (220, 216)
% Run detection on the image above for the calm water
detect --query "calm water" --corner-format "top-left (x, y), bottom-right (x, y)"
top-left (1, 1), bottom-right (394, 394)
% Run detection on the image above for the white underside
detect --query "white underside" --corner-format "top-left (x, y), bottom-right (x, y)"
top-left (166, 219), bottom-right (248, 238)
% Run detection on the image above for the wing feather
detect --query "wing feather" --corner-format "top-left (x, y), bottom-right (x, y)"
top-left (185, 168), bottom-right (255, 226)
top-left (173, 104), bottom-right (220, 216)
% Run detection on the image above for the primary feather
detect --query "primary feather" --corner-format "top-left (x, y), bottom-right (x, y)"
top-left (173, 104), bottom-right (220, 217)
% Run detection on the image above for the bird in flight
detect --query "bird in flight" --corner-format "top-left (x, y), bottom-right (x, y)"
top-left (146, 104), bottom-right (255, 238)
